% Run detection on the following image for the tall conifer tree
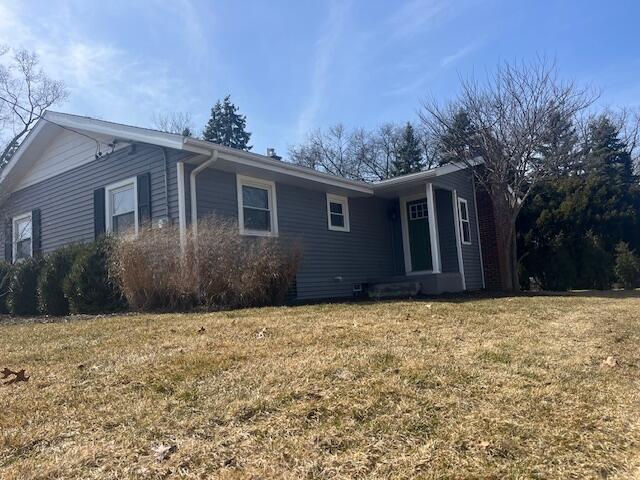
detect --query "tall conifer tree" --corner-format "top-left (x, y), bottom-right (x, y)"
top-left (202, 95), bottom-right (252, 151)
top-left (391, 122), bottom-right (423, 176)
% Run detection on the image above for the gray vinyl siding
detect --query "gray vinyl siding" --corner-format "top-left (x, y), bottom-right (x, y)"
top-left (430, 169), bottom-right (483, 289)
top-left (195, 168), bottom-right (403, 300)
top-left (435, 188), bottom-right (459, 274)
top-left (0, 144), bottom-right (191, 254)
top-left (194, 168), bottom-right (238, 220)
top-left (278, 186), bottom-right (401, 300)
top-left (194, 167), bottom-right (483, 298)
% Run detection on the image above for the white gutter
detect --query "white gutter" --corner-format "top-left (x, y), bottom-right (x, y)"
top-left (373, 158), bottom-right (484, 191)
top-left (182, 137), bottom-right (374, 195)
top-left (190, 151), bottom-right (219, 237)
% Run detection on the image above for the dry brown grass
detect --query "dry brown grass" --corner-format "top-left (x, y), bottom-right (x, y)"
top-left (1, 293), bottom-right (640, 479)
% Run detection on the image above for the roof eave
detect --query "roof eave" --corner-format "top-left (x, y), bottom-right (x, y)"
top-left (183, 137), bottom-right (374, 195)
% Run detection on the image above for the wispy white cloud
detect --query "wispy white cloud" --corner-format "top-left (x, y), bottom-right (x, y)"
top-left (384, 71), bottom-right (436, 97)
top-left (440, 40), bottom-right (484, 67)
top-left (388, 0), bottom-right (449, 40)
top-left (149, 0), bottom-right (210, 63)
top-left (295, 0), bottom-right (350, 139)
top-left (0, 1), bottom-right (200, 128)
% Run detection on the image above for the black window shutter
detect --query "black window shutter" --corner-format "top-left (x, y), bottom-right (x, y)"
top-left (4, 218), bottom-right (12, 263)
top-left (137, 172), bottom-right (152, 226)
top-left (31, 209), bottom-right (41, 256)
top-left (94, 188), bottom-right (106, 239)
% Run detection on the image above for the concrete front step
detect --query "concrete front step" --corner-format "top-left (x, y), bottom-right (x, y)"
top-left (368, 281), bottom-right (421, 299)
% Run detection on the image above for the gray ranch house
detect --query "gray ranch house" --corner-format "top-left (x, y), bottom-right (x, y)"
top-left (0, 112), bottom-right (496, 301)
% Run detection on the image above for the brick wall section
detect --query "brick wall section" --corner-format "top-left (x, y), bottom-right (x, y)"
top-left (475, 188), bottom-right (503, 290)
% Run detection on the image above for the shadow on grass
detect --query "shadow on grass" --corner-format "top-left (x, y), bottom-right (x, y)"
top-left (2, 290), bottom-right (638, 325)
top-left (290, 288), bottom-right (640, 309)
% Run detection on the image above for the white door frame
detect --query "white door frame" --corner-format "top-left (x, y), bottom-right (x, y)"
top-left (399, 183), bottom-right (441, 275)
top-left (452, 189), bottom-right (467, 290)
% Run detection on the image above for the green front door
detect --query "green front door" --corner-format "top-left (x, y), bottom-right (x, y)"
top-left (406, 198), bottom-right (432, 272)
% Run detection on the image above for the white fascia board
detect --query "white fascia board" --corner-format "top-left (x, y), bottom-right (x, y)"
top-left (45, 111), bottom-right (185, 150)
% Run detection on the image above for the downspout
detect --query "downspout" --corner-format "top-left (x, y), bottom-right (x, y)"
top-left (176, 162), bottom-right (187, 251)
top-left (190, 150), bottom-right (218, 237)
top-left (162, 147), bottom-right (170, 222)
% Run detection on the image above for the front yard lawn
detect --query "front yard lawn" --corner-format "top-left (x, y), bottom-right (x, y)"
top-left (1, 293), bottom-right (639, 478)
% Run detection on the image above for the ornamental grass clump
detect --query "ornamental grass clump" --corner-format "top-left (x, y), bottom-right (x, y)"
top-left (110, 215), bottom-right (301, 311)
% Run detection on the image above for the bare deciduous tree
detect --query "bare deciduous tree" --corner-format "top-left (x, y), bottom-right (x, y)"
top-left (151, 111), bottom-right (194, 137)
top-left (289, 122), bottom-right (437, 181)
top-left (289, 124), bottom-right (363, 179)
top-left (0, 47), bottom-right (68, 168)
top-left (420, 59), bottom-right (595, 291)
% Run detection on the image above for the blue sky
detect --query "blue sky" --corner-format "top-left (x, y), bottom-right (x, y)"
top-left (1, 0), bottom-right (639, 157)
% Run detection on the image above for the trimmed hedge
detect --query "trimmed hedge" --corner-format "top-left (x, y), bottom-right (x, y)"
top-left (38, 244), bottom-right (86, 316)
top-left (0, 261), bottom-right (13, 314)
top-left (63, 238), bottom-right (126, 314)
top-left (8, 256), bottom-right (44, 316)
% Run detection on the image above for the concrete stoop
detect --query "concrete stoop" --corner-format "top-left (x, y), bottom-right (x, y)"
top-left (368, 281), bottom-right (421, 299)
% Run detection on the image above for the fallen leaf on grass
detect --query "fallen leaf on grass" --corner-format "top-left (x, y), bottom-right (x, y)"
top-left (477, 440), bottom-right (490, 450)
top-left (152, 444), bottom-right (177, 461)
top-left (1, 368), bottom-right (29, 385)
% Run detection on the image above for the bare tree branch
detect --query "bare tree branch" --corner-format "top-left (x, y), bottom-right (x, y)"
top-left (420, 58), bottom-right (596, 290)
top-left (151, 111), bottom-right (194, 136)
top-left (0, 47), bottom-right (68, 168)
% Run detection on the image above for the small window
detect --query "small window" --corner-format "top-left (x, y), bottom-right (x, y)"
top-left (327, 194), bottom-right (350, 232)
top-left (237, 176), bottom-right (278, 236)
top-left (13, 212), bottom-right (32, 262)
top-left (409, 201), bottom-right (428, 220)
top-left (106, 178), bottom-right (138, 235)
top-left (458, 197), bottom-right (471, 245)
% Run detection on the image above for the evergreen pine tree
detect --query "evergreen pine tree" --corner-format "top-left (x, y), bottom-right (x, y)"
top-left (539, 108), bottom-right (579, 175)
top-left (202, 95), bottom-right (252, 150)
top-left (518, 113), bottom-right (640, 291)
top-left (584, 115), bottom-right (635, 183)
top-left (391, 123), bottom-right (423, 176)
top-left (437, 109), bottom-right (479, 165)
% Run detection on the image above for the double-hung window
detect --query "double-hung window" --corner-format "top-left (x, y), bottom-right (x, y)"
top-left (458, 197), bottom-right (471, 245)
top-left (237, 175), bottom-right (278, 236)
top-left (106, 178), bottom-right (138, 235)
top-left (13, 212), bottom-right (32, 261)
top-left (326, 194), bottom-right (350, 232)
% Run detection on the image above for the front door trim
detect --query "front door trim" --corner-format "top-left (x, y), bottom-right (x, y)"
top-left (400, 192), bottom-right (432, 275)
top-left (399, 183), bottom-right (443, 275)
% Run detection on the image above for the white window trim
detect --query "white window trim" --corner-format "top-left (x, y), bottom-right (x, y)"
top-left (236, 175), bottom-right (278, 237)
top-left (326, 193), bottom-right (350, 232)
top-left (458, 197), bottom-right (472, 245)
top-left (105, 177), bottom-right (139, 235)
top-left (12, 212), bottom-right (33, 263)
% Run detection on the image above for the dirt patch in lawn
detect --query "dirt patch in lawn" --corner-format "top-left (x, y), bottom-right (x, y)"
top-left (1, 294), bottom-right (640, 478)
